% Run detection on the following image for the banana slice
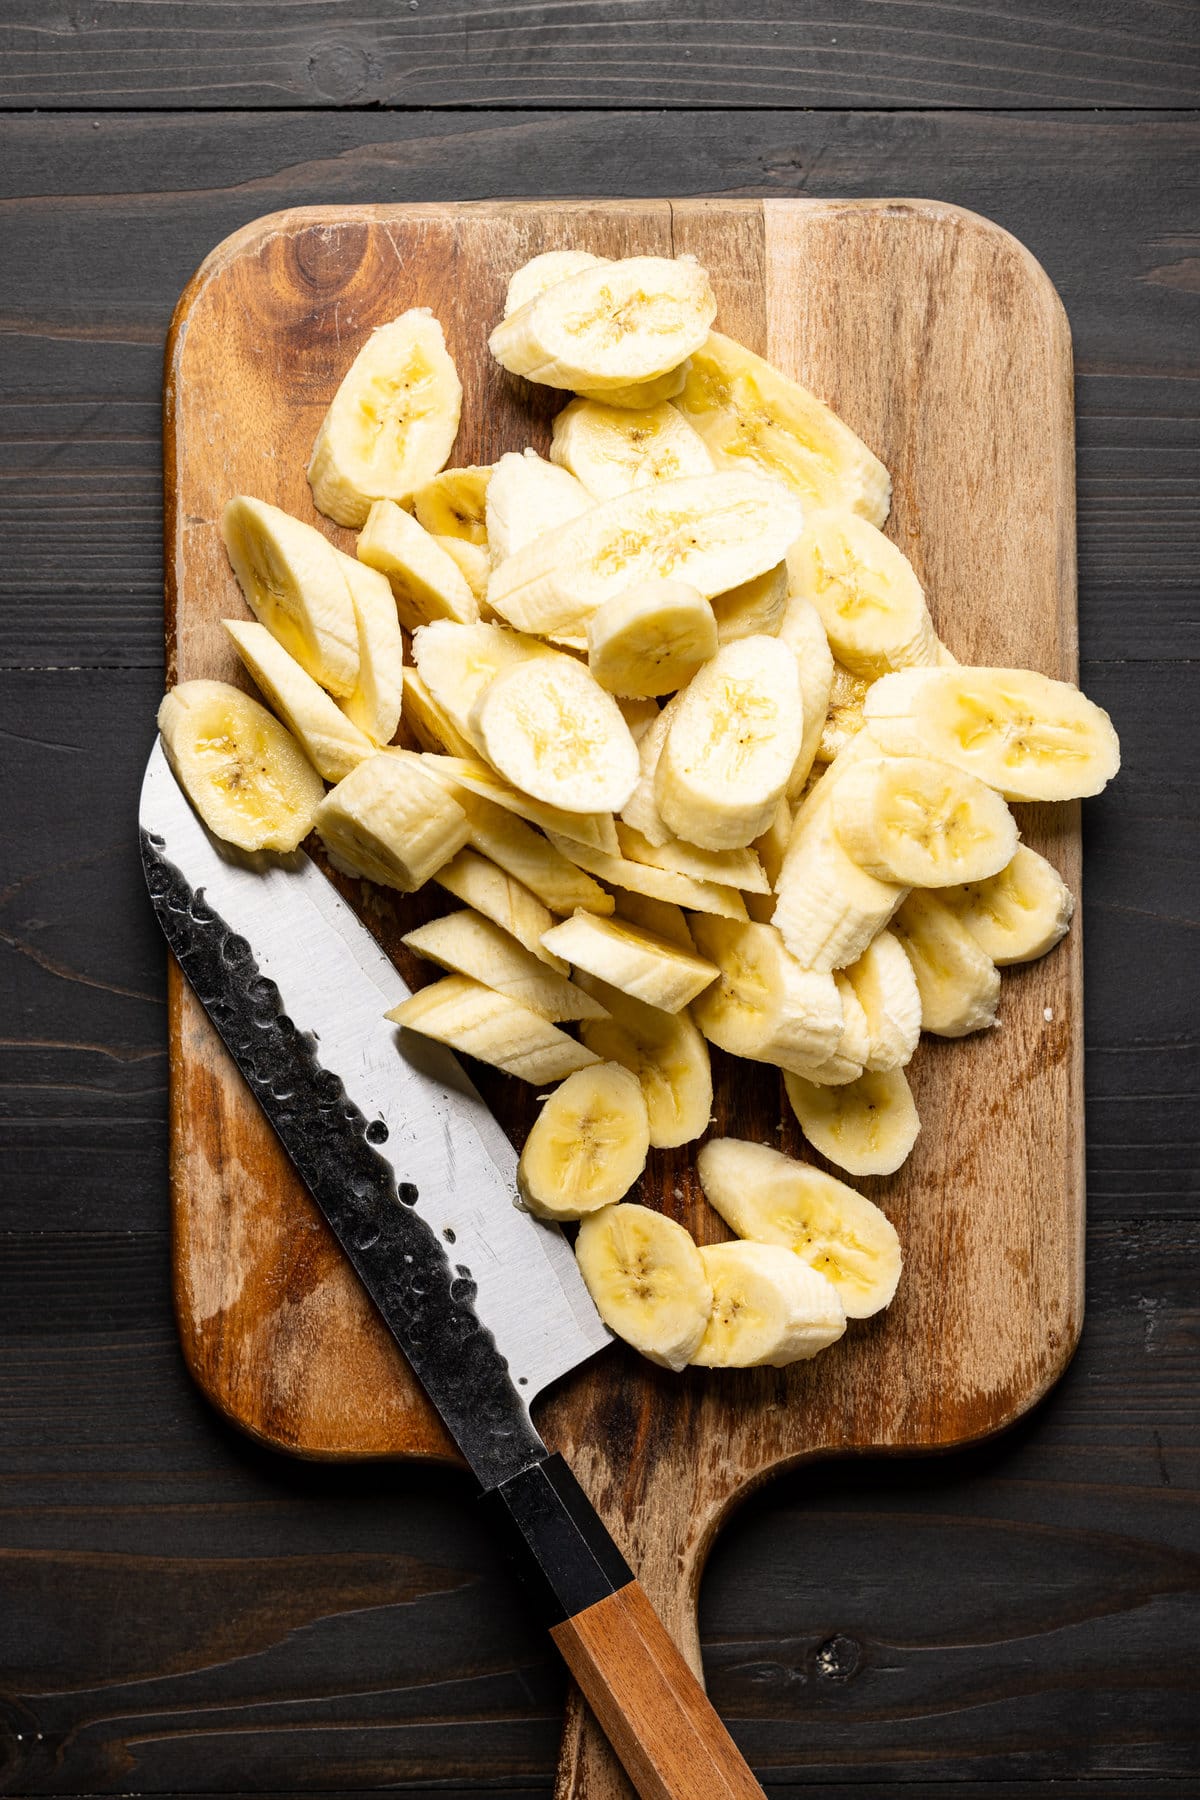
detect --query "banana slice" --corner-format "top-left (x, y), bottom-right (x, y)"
top-left (157, 679), bottom-right (324, 853)
top-left (778, 593), bottom-right (835, 797)
top-left (587, 580), bottom-right (717, 698)
top-left (485, 449), bottom-right (593, 564)
top-left (487, 471), bottom-right (805, 640)
top-left (818, 661), bottom-right (872, 764)
top-left (471, 654), bottom-right (641, 815)
top-left (223, 619), bottom-right (374, 783)
top-left (619, 694), bottom-right (679, 846)
top-left (423, 753), bottom-right (619, 854)
top-left (784, 1065), bottom-right (920, 1178)
top-left (411, 619), bottom-right (552, 752)
top-left (709, 562), bottom-right (790, 645)
top-left (504, 250), bottom-right (609, 316)
top-left (356, 500), bottom-right (478, 631)
top-left (891, 890), bottom-right (1001, 1037)
top-left (402, 910), bottom-right (608, 1022)
top-left (578, 978), bottom-right (712, 1148)
top-left (616, 824), bottom-right (770, 894)
top-left (387, 975), bottom-right (598, 1085)
top-left (697, 1138), bottom-right (902, 1319)
top-left (412, 465), bottom-right (492, 545)
top-left (447, 783), bottom-right (614, 915)
top-left (541, 910), bottom-right (719, 1013)
top-left (691, 1241), bottom-right (846, 1368)
top-left (747, 796), bottom-right (793, 924)
top-left (315, 750), bottom-right (469, 892)
top-left (220, 496), bottom-right (359, 699)
top-left (400, 670), bottom-right (478, 759)
top-left (579, 363), bottom-right (692, 410)
top-left (688, 916), bottom-right (844, 1073)
top-left (612, 892), bottom-right (696, 951)
top-left (787, 511), bottom-right (937, 679)
top-left (308, 309), bottom-right (462, 528)
top-left (434, 536), bottom-right (492, 608)
top-left (942, 845), bottom-right (1075, 965)
top-left (773, 750), bottom-right (907, 972)
top-left (550, 397), bottom-right (713, 500)
top-left (490, 255), bottom-right (716, 394)
top-left (863, 666), bottom-right (1121, 802)
top-left (831, 755), bottom-right (1020, 888)
top-left (575, 1203), bottom-right (712, 1372)
top-left (844, 930), bottom-right (922, 1072)
top-left (518, 1063), bottom-right (650, 1220)
top-left (656, 635), bottom-right (804, 850)
top-left (617, 695), bottom-right (662, 744)
top-left (434, 847), bottom-right (567, 971)
top-left (337, 555), bottom-right (405, 747)
top-left (674, 331), bottom-right (891, 525)
top-left (545, 831), bottom-right (749, 920)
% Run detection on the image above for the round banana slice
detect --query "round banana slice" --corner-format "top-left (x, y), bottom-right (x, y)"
top-left (314, 749), bottom-right (469, 892)
top-left (697, 1138), bottom-right (902, 1319)
top-left (578, 981), bottom-right (712, 1149)
top-left (576, 362), bottom-right (692, 410)
top-left (356, 500), bottom-right (478, 632)
top-left (412, 465), bottom-right (493, 545)
top-left (891, 890), bottom-right (1001, 1037)
top-left (504, 250), bottom-right (609, 316)
top-left (471, 655), bottom-right (640, 815)
top-left (587, 580), bottom-right (718, 698)
top-left (831, 755), bottom-right (1020, 888)
top-left (337, 555), bottom-right (406, 747)
top-left (784, 1065), bottom-right (920, 1178)
top-left (688, 916), bottom-right (844, 1074)
top-left (844, 930), bottom-right (922, 1072)
top-left (518, 1063), bottom-right (650, 1220)
top-left (485, 449), bottom-right (593, 564)
top-left (550, 397), bottom-right (713, 501)
top-left (223, 618), bottom-right (374, 784)
top-left (157, 680), bottom-right (324, 854)
top-left (788, 511), bottom-right (937, 679)
top-left (709, 562), bottom-right (790, 644)
top-left (489, 255), bottom-right (717, 394)
top-left (220, 495), bottom-right (359, 699)
top-left (691, 1241), bottom-right (846, 1368)
top-left (307, 309), bottom-right (462, 528)
top-left (575, 1203), bottom-right (713, 1372)
top-left (943, 844), bottom-right (1075, 965)
top-left (863, 666), bottom-right (1121, 802)
top-left (778, 593), bottom-right (834, 796)
top-left (412, 619), bottom-right (553, 751)
top-left (656, 635), bottom-right (804, 849)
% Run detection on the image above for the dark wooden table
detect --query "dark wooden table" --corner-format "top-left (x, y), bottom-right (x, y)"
top-left (1, 7), bottom-right (1197, 1797)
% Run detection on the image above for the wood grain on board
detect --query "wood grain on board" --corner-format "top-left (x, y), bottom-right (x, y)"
top-left (164, 198), bottom-right (1082, 1798)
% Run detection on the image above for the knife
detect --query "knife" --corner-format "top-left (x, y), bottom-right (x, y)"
top-left (140, 737), bottom-right (764, 1800)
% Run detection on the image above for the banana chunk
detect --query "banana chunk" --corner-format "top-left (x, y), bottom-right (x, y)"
top-left (542, 910), bottom-right (719, 1014)
top-left (691, 1241), bottom-right (846, 1368)
top-left (578, 978), bottom-right (712, 1149)
top-left (485, 449), bottom-right (593, 564)
top-left (357, 500), bottom-right (478, 631)
top-left (891, 889), bottom-right (1001, 1037)
top-left (504, 250), bottom-right (610, 316)
top-left (519, 1063), bottom-right (650, 1220)
top-left (315, 750), bottom-right (469, 892)
top-left (411, 619), bottom-right (551, 753)
top-left (490, 254), bottom-right (716, 394)
top-left (784, 1065), bottom-right (920, 1178)
top-left (778, 593), bottom-right (835, 796)
top-left (387, 975), bottom-right (598, 1085)
top-left (587, 581), bottom-right (717, 698)
top-left (617, 824), bottom-right (769, 894)
top-left (412, 465), bottom-right (492, 545)
top-left (471, 654), bottom-right (640, 815)
top-left (689, 916), bottom-right (844, 1074)
top-left (863, 666), bottom-right (1121, 802)
top-left (337, 556), bottom-right (405, 747)
top-left (223, 619), bottom-right (374, 784)
top-left (831, 755), bottom-right (1020, 888)
top-left (697, 1138), bottom-right (902, 1319)
top-left (308, 309), bottom-right (462, 528)
top-left (158, 680), bottom-right (324, 854)
top-left (551, 397), bottom-right (713, 500)
top-left (423, 753), bottom-right (619, 854)
top-left (434, 847), bottom-right (567, 971)
top-left (787, 511), bottom-right (937, 679)
top-left (942, 844), bottom-right (1075, 965)
top-left (220, 495), bottom-right (359, 699)
top-left (402, 910), bottom-right (608, 1022)
top-left (575, 1203), bottom-right (713, 1372)
top-left (656, 635), bottom-right (804, 850)
top-left (844, 930), bottom-right (922, 1072)
top-left (545, 830), bottom-right (748, 920)
top-left (709, 562), bottom-right (790, 645)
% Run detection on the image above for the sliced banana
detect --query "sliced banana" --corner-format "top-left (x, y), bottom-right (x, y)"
top-left (575, 1203), bottom-right (713, 1372)
top-left (412, 465), bottom-right (492, 545)
top-left (400, 669), bottom-right (478, 759)
top-left (709, 562), bottom-right (789, 645)
top-left (434, 847), bottom-right (567, 971)
top-left (844, 930), bottom-right (922, 1072)
top-left (308, 309), bottom-right (462, 528)
top-left (656, 634), bottom-right (804, 850)
top-left (503, 250), bottom-right (609, 317)
top-left (315, 750), bottom-right (469, 892)
top-left (541, 910), bottom-right (719, 1014)
top-left (674, 331), bottom-right (891, 525)
top-left (617, 824), bottom-right (770, 894)
top-left (550, 397), bottom-right (713, 500)
top-left (787, 511), bottom-right (937, 679)
top-left (778, 593), bottom-right (834, 797)
top-left (518, 1063), bottom-right (650, 1220)
top-left (447, 782), bottom-right (614, 915)
top-left (337, 554), bottom-right (405, 747)
top-left (863, 666), bottom-right (1121, 802)
top-left (411, 619), bottom-right (551, 752)
top-left (578, 978), bottom-right (712, 1149)
top-left (471, 653), bottom-right (640, 815)
top-left (831, 754), bottom-right (1020, 888)
top-left (423, 753), bottom-right (620, 854)
top-left (485, 449), bottom-right (593, 564)
top-left (220, 495), bottom-right (359, 699)
top-left (612, 891), bottom-right (696, 951)
top-left (356, 499), bottom-right (478, 631)
top-left (223, 618), bottom-right (373, 783)
top-left (697, 1138), bottom-right (902, 1319)
top-left (691, 1241), bottom-right (846, 1368)
top-left (942, 845), bottom-right (1075, 965)
top-left (157, 679), bottom-right (324, 853)
top-left (747, 796), bottom-right (793, 924)
top-left (580, 363), bottom-right (692, 410)
top-left (434, 535), bottom-right (492, 607)
top-left (818, 661), bottom-right (872, 764)
top-left (891, 889), bottom-right (1001, 1037)
top-left (688, 916), bottom-right (844, 1073)
top-left (617, 695), bottom-right (663, 744)
top-left (545, 830), bottom-right (749, 919)
top-left (386, 974), bottom-right (598, 1085)
top-left (784, 1065), bottom-right (920, 1178)
top-left (587, 580), bottom-right (717, 698)
top-left (490, 254), bottom-right (716, 394)
top-left (619, 694), bottom-right (679, 846)
top-left (401, 909), bottom-right (608, 1022)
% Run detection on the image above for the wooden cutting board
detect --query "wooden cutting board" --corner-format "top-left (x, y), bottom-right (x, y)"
top-left (164, 199), bottom-right (1083, 1798)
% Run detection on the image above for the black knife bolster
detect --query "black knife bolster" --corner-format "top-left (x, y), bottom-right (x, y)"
top-left (485, 1453), bottom-right (634, 1626)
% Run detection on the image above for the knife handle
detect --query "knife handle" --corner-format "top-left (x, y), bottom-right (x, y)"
top-left (491, 1455), bottom-right (764, 1800)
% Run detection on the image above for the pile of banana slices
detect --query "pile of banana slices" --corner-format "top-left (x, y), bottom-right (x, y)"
top-left (158, 247), bottom-right (1121, 1372)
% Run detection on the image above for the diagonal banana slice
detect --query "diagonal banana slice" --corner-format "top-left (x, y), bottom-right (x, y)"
top-left (503, 250), bottom-right (609, 317)
top-left (400, 670), bottom-right (478, 759)
top-left (818, 661), bottom-right (872, 764)
top-left (844, 929), bottom-right (922, 1072)
top-left (223, 618), bottom-right (374, 783)
top-left (315, 750), bottom-right (469, 892)
top-left (616, 823), bottom-right (770, 894)
top-left (412, 465), bottom-right (493, 545)
top-left (518, 1063), bottom-right (650, 1220)
top-left (434, 535), bottom-right (492, 608)
top-left (337, 555), bottom-right (406, 747)
top-left (613, 892), bottom-right (695, 950)
top-left (891, 890), bottom-right (1001, 1037)
top-left (656, 634), bottom-right (804, 850)
top-left (485, 449), bottom-right (593, 564)
top-left (220, 495), bottom-right (359, 699)
top-left (356, 500), bottom-right (478, 630)
top-left (545, 830), bottom-right (749, 919)
top-left (402, 909), bottom-right (608, 1022)
top-left (578, 975), bottom-right (712, 1149)
top-left (697, 1138), bottom-right (902, 1319)
top-left (471, 653), bottom-right (641, 815)
top-left (446, 782), bottom-right (614, 916)
top-left (411, 619), bottom-right (552, 753)
top-left (787, 511), bottom-right (937, 679)
top-left (619, 694), bottom-right (679, 846)
top-left (490, 255), bottom-right (717, 394)
top-left (422, 753), bottom-right (619, 854)
top-left (688, 915), bottom-right (844, 1074)
top-left (942, 844), bottom-right (1074, 965)
top-left (691, 1241), bottom-right (846, 1368)
top-left (308, 309), bottom-right (462, 528)
top-left (386, 975), bottom-right (598, 1085)
top-left (778, 592), bottom-right (834, 797)
top-left (863, 666), bottom-right (1121, 801)
top-left (710, 562), bottom-right (790, 645)
top-left (587, 580), bottom-right (718, 698)
top-left (541, 909), bottom-right (719, 1014)
top-left (157, 680), bottom-right (324, 853)
top-left (575, 1203), bottom-right (713, 1372)
top-left (550, 397), bottom-right (713, 500)
top-left (434, 847), bottom-right (567, 971)
top-left (831, 754), bottom-right (1020, 888)
top-left (784, 1064), bottom-right (920, 1177)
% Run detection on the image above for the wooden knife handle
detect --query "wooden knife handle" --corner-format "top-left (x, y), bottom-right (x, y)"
top-left (490, 1455), bottom-right (763, 1800)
